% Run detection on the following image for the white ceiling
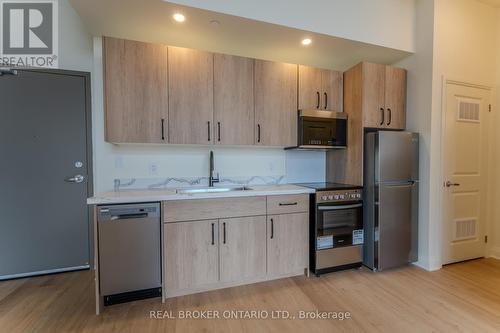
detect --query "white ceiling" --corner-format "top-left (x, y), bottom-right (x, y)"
top-left (69, 0), bottom-right (411, 70)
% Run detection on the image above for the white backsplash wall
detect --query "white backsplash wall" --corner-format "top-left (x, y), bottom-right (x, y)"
top-left (91, 37), bottom-right (325, 193)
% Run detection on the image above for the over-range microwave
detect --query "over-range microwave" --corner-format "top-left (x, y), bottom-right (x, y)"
top-left (287, 110), bottom-right (347, 150)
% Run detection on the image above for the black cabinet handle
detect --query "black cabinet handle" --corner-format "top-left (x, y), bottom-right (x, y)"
top-left (324, 92), bottom-right (328, 110)
top-left (270, 218), bottom-right (274, 239)
top-left (161, 118), bottom-right (165, 141)
top-left (257, 124), bottom-right (261, 143)
top-left (380, 108), bottom-right (385, 126)
top-left (279, 202), bottom-right (298, 206)
top-left (316, 91), bottom-right (320, 109)
top-left (387, 108), bottom-right (392, 126)
top-left (211, 223), bottom-right (215, 245)
top-left (207, 121), bottom-right (211, 141)
top-left (223, 222), bottom-right (226, 244)
top-left (217, 122), bottom-right (221, 142)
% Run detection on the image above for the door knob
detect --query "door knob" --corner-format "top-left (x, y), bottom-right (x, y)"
top-left (445, 181), bottom-right (460, 187)
top-left (65, 174), bottom-right (85, 183)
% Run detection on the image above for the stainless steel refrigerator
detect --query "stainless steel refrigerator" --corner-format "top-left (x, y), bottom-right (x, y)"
top-left (363, 131), bottom-right (419, 271)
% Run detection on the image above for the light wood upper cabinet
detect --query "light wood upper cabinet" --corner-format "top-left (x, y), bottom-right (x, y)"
top-left (298, 65), bottom-right (343, 112)
top-left (384, 66), bottom-right (406, 129)
top-left (103, 37), bottom-right (168, 143)
top-left (168, 46), bottom-right (214, 144)
top-left (298, 65), bottom-right (322, 110)
top-left (219, 216), bottom-right (267, 283)
top-left (255, 60), bottom-right (298, 146)
top-left (322, 69), bottom-right (343, 112)
top-left (361, 62), bottom-right (406, 129)
top-left (362, 62), bottom-right (386, 128)
top-left (267, 213), bottom-right (309, 277)
top-left (214, 54), bottom-right (254, 145)
top-left (326, 62), bottom-right (407, 186)
top-left (164, 220), bottom-right (219, 292)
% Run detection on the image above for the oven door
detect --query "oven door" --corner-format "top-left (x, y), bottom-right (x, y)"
top-left (299, 117), bottom-right (347, 148)
top-left (316, 202), bottom-right (363, 250)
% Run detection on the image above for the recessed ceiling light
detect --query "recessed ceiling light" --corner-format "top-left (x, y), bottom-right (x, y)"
top-left (301, 38), bottom-right (312, 46)
top-left (173, 13), bottom-right (185, 22)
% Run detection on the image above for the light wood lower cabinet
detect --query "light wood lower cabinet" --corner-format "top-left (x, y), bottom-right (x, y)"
top-left (267, 213), bottom-right (309, 277)
top-left (219, 216), bottom-right (267, 283)
top-left (163, 195), bottom-right (309, 298)
top-left (164, 220), bottom-right (219, 291)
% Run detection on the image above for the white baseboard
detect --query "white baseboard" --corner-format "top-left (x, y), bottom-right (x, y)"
top-left (488, 246), bottom-right (500, 259)
top-left (412, 259), bottom-right (442, 272)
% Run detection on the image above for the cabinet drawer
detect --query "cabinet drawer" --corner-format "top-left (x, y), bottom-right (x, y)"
top-left (266, 195), bottom-right (309, 215)
top-left (163, 196), bottom-right (267, 223)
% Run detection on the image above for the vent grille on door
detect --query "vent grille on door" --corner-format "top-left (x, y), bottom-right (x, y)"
top-left (453, 219), bottom-right (477, 241)
top-left (457, 100), bottom-right (480, 122)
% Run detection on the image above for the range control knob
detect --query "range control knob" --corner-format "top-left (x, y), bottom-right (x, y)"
top-left (328, 195), bottom-right (334, 200)
top-left (339, 195), bottom-right (345, 200)
top-left (321, 195), bottom-right (328, 200)
top-left (334, 195), bottom-right (339, 200)
top-left (357, 194), bottom-right (362, 198)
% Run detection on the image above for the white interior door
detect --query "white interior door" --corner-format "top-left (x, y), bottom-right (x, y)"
top-left (442, 82), bottom-right (491, 264)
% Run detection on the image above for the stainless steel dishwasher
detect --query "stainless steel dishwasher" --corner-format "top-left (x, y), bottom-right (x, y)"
top-left (97, 202), bottom-right (161, 305)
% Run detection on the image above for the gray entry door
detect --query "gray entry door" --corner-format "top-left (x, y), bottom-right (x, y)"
top-left (0, 69), bottom-right (91, 279)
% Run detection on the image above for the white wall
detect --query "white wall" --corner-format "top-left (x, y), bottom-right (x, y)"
top-left (394, 0), bottom-right (437, 270)
top-left (58, 0), bottom-right (92, 72)
top-left (398, 0), bottom-right (500, 270)
top-left (168, 0), bottom-right (417, 52)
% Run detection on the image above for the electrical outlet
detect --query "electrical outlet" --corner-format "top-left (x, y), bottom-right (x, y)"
top-left (149, 162), bottom-right (159, 176)
top-left (114, 156), bottom-right (124, 169)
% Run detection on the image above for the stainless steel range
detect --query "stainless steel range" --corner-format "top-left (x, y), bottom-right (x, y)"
top-left (296, 182), bottom-right (363, 276)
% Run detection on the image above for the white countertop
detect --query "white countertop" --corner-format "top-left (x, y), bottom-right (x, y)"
top-left (87, 184), bottom-right (314, 205)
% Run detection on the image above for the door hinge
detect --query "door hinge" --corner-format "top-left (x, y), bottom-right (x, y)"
top-left (485, 235), bottom-right (488, 243)
top-left (488, 104), bottom-right (491, 112)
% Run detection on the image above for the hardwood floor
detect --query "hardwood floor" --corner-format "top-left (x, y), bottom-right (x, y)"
top-left (2, 258), bottom-right (500, 332)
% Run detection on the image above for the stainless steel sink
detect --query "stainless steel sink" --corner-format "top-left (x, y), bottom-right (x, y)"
top-left (176, 186), bottom-right (253, 194)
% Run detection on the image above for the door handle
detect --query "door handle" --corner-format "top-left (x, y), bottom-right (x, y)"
top-left (223, 222), bottom-right (226, 244)
top-left (207, 121), bottom-right (211, 142)
top-left (257, 124), bottom-right (261, 143)
top-left (270, 218), bottom-right (274, 239)
top-left (217, 122), bottom-right (221, 142)
top-left (445, 181), bottom-right (460, 187)
top-left (65, 174), bottom-right (85, 183)
top-left (387, 108), bottom-right (392, 126)
top-left (324, 92), bottom-right (328, 110)
top-left (161, 118), bottom-right (165, 141)
top-left (211, 223), bottom-right (215, 245)
top-left (316, 91), bottom-right (320, 109)
top-left (380, 107), bottom-right (385, 126)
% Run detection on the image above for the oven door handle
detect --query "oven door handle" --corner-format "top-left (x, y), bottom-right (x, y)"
top-left (318, 203), bottom-right (363, 210)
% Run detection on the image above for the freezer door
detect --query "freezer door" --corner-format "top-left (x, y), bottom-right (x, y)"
top-left (377, 182), bottom-right (418, 270)
top-left (377, 131), bottom-right (419, 183)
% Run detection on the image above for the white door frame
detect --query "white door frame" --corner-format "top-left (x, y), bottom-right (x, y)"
top-left (440, 77), bottom-right (495, 265)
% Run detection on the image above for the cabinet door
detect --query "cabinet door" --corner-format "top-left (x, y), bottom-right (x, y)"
top-left (255, 60), bottom-right (298, 146)
top-left (362, 62), bottom-right (386, 128)
top-left (103, 37), bottom-right (168, 143)
top-left (267, 213), bottom-right (308, 277)
top-left (219, 216), bottom-right (266, 282)
top-left (168, 46), bottom-right (213, 144)
top-left (321, 69), bottom-right (343, 112)
top-left (214, 54), bottom-right (254, 145)
top-left (384, 66), bottom-right (406, 130)
top-left (298, 65), bottom-right (322, 110)
top-left (164, 220), bottom-right (219, 292)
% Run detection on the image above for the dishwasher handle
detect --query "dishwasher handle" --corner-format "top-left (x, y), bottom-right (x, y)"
top-left (110, 213), bottom-right (149, 221)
